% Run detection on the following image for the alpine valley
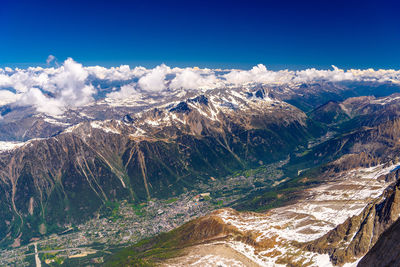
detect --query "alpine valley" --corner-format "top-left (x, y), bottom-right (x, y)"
top-left (1, 62), bottom-right (400, 266)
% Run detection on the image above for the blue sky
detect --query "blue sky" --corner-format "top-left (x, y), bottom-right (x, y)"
top-left (1, 0), bottom-right (399, 69)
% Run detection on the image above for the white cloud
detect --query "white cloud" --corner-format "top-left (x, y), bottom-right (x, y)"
top-left (138, 64), bottom-right (170, 92)
top-left (19, 88), bottom-right (64, 115)
top-left (0, 74), bottom-right (12, 88)
top-left (15, 58), bottom-right (96, 115)
top-left (106, 83), bottom-right (139, 100)
top-left (223, 64), bottom-right (293, 84)
top-left (87, 65), bottom-right (147, 81)
top-left (50, 58), bottom-right (95, 106)
top-left (170, 69), bottom-right (218, 90)
top-left (0, 90), bottom-right (21, 106)
top-left (223, 64), bottom-right (400, 85)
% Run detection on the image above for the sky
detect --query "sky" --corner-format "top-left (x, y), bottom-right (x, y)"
top-left (1, 0), bottom-right (400, 70)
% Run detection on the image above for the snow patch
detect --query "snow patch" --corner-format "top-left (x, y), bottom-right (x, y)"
top-left (90, 121), bottom-right (120, 134)
top-left (0, 141), bottom-right (25, 152)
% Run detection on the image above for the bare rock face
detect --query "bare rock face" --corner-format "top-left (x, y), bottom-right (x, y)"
top-left (358, 217), bottom-right (400, 267)
top-left (304, 172), bottom-right (400, 265)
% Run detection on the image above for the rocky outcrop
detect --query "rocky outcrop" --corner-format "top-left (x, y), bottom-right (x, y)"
top-left (169, 102), bottom-right (191, 113)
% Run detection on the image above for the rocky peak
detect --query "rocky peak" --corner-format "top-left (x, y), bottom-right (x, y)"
top-left (255, 89), bottom-right (265, 99)
top-left (122, 114), bottom-right (134, 124)
top-left (169, 102), bottom-right (191, 113)
top-left (188, 95), bottom-right (208, 106)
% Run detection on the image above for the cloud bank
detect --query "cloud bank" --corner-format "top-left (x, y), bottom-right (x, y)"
top-left (0, 58), bottom-right (95, 115)
top-left (0, 57), bottom-right (399, 115)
